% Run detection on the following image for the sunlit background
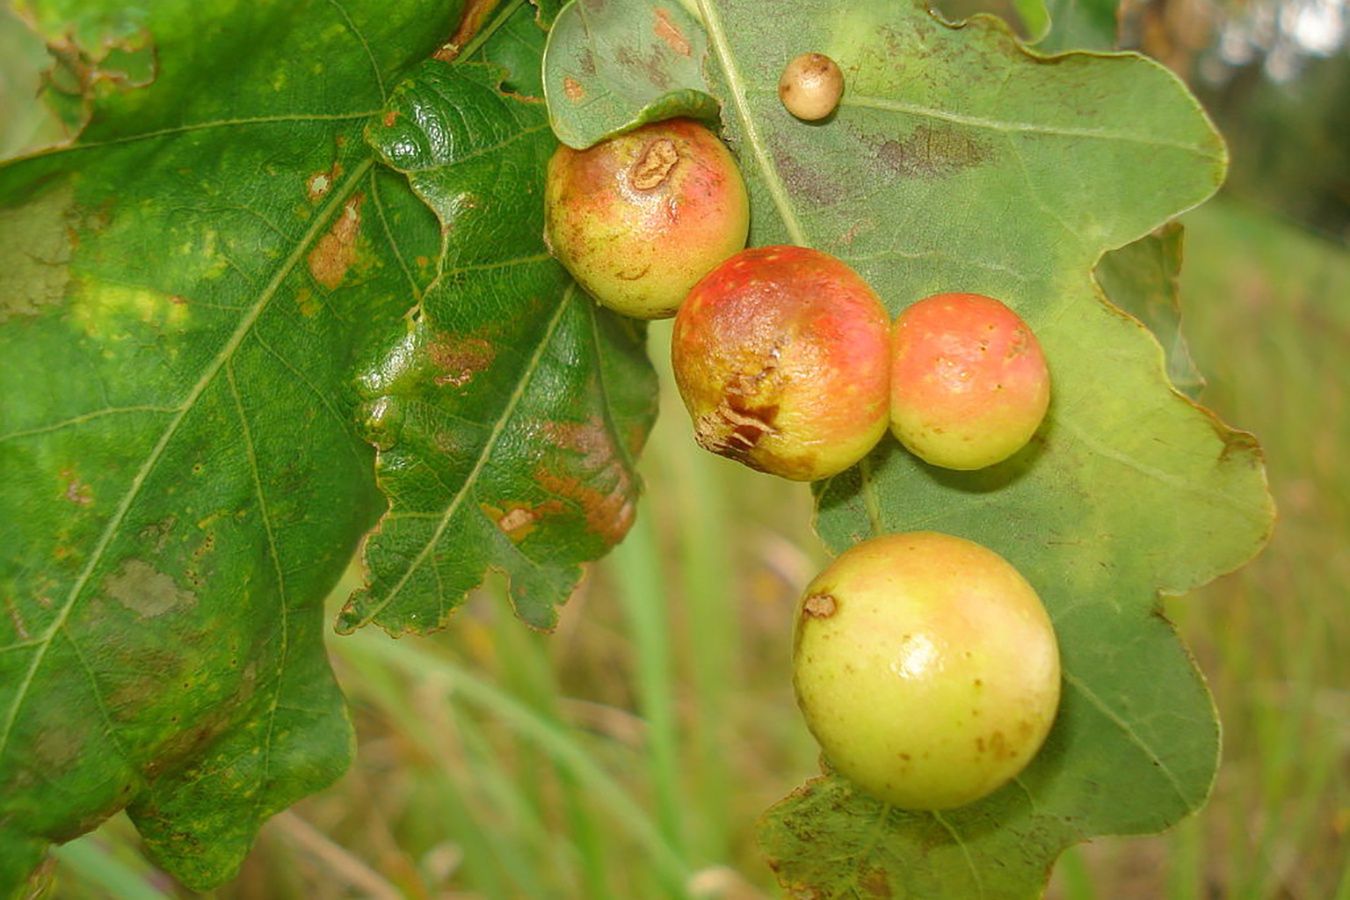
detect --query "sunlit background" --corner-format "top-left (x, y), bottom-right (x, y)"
top-left (2, 0), bottom-right (1346, 896)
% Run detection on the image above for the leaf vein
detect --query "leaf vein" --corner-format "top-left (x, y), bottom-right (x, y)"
top-left (0, 405), bottom-right (181, 443)
top-left (1064, 670), bottom-right (1197, 807)
top-left (694, 0), bottom-right (807, 245)
top-left (585, 305), bottom-right (640, 477)
top-left (324, 0), bottom-right (387, 103)
top-left (247, 327), bottom-right (366, 467)
top-left (224, 359), bottom-right (290, 808)
top-left (1058, 417), bottom-right (1263, 517)
top-left (6, 113), bottom-right (380, 161)
top-left (368, 171), bottom-right (424, 299)
top-left (844, 94), bottom-right (1223, 158)
top-left (60, 627), bottom-right (133, 764)
top-left (932, 809), bottom-right (986, 899)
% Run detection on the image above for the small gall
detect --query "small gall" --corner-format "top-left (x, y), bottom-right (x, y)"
top-left (779, 52), bottom-right (844, 121)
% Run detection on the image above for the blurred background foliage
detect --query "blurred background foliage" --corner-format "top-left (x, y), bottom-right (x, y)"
top-left (2, 0), bottom-right (1346, 896)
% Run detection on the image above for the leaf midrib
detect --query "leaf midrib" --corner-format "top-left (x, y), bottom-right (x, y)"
top-left (694, 0), bottom-right (807, 247)
top-left (0, 113), bottom-right (380, 166)
top-left (0, 156), bottom-right (375, 758)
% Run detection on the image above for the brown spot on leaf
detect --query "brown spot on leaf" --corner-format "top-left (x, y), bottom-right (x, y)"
top-left (803, 593), bottom-right (837, 618)
top-left (382, 110), bottom-right (398, 127)
top-left (60, 468), bottom-right (93, 505)
top-left (139, 516), bottom-right (177, 552)
top-left (547, 418), bottom-right (619, 469)
top-left (147, 673), bottom-right (255, 772)
top-left (305, 161), bottom-right (343, 202)
top-left (770, 146), bottom-right (845, 207)
top-left (0, 183), bottom-right (76, 322)
top-left (563, 76), bottom-right (585, 102)
top-left (193, 531), bottom-right (216, 561)
top-left (536, 418), bottom-right (637, 545)
top-left (437, 0), bottom-right (502, 62)
top-left (536, 470), bottom-right (635, 544)
top-left (616, 46), bottom-right (671, 89)
top-left (295, 286), bottom-right (320, 317)
top-left (34, 724), bottom-right (85, 773)
top-left (430, 335), bottom-right (495, 387)
top-left (870, 124), bottom-right (990, 179)
top-left (480, 500), bottom-right (566, 542)
top-left (307, 193), bottom-right (364, 290)
top-left (104, 560), bottom-right (196, 618)
top-left (653, 8), bottom-right (691, 55)
top-left (5, 596), bottom-right (30, 640)
top-left (837, 220), bottom-right (867, 246)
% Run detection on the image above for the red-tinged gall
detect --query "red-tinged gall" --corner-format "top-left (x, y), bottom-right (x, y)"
top-left (792, 531), bottom-right (1061, 810)
top-left (543, 118), bottom-right (749, 319)
top-left (671, 245), bottom-right (890, 481)
top-left (779, 52), bottom-right (844, 121)
top-left (891, 292), bottom-right (1050, 470)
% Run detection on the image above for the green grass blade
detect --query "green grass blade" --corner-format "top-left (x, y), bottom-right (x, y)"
top-left (609, 510), bottom-right (689, 875)
top-left (670, 444), bottom-right (738, 865)
top-left (52, 837), bottom-right (172, 900)
top-left (336, 638), bottom-right (524, 897)
top-left (338, 630), bottom-right (692, 892)
top-left (487, 580), bottom-right (611, 898)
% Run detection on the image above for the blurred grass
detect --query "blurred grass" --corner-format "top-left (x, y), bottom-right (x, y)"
top-left (45, 195), bottom-right (1348, 900)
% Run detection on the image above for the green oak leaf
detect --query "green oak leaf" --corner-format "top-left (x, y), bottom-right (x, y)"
top-left (1097, 222), bottom-right (1206, 398)
top-left (472, 0), bottom-right (552, 98)
top-left (336, 60), bottom-right (658, 635)
top-left (543, 0), bottom-right (719, 149)
top-left (0, 0), bottom-right (473, 890)
top-left (666, 0), bottom-right (1273, 894)
top-left (530, 0), bottom-right (567, 29)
